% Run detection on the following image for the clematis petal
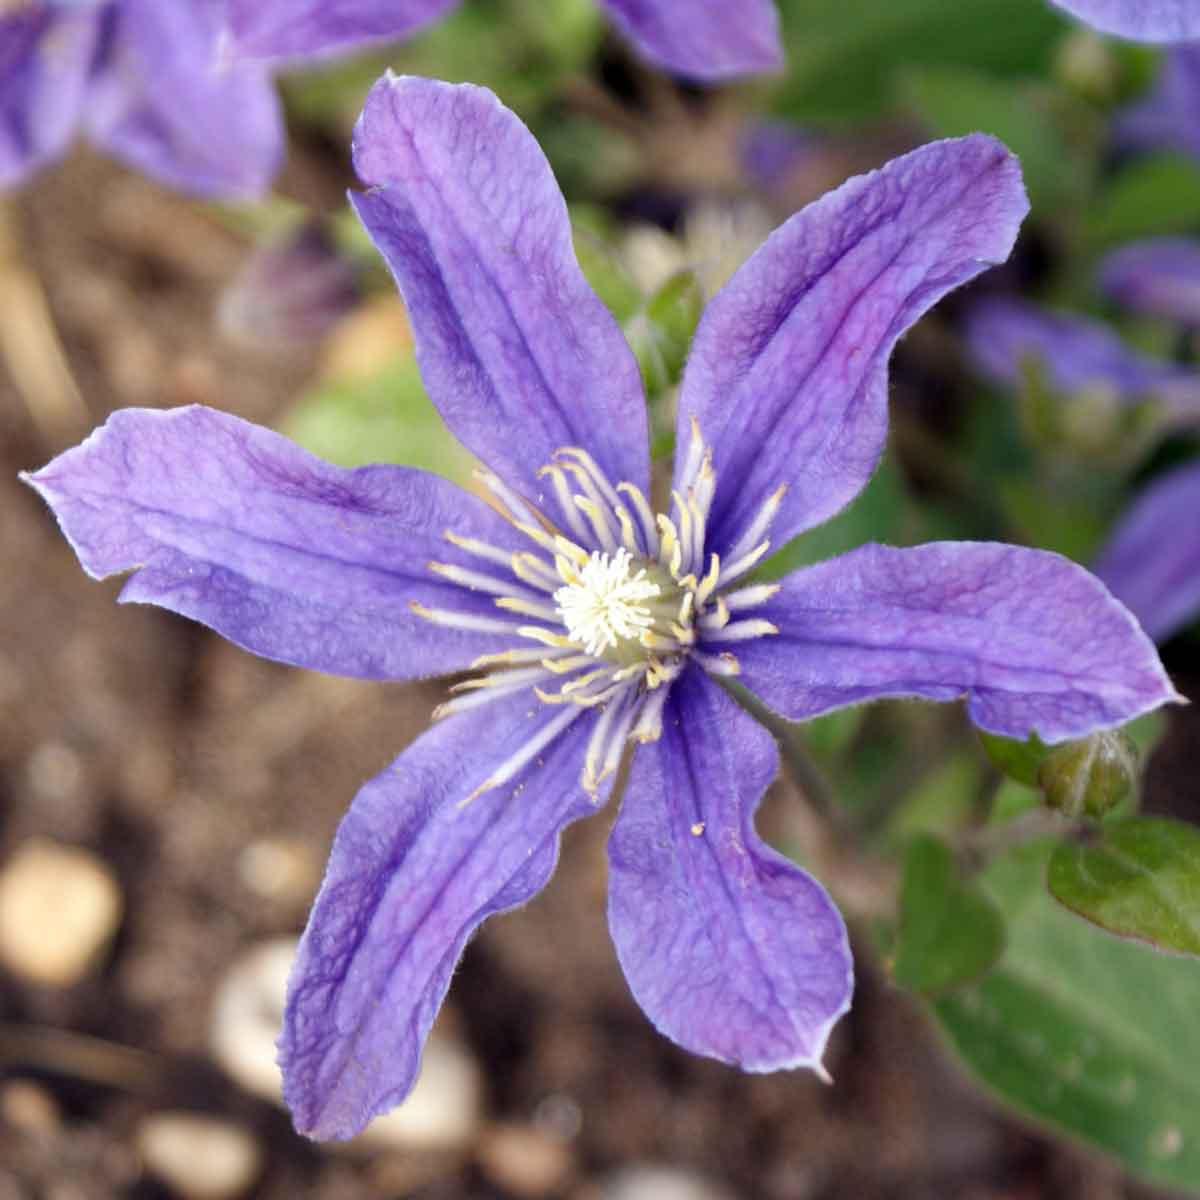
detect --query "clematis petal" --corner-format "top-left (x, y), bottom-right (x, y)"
top-left (734, 541), bottom-right (1180, 742)
top-left (1093, 462), bottom-right (1200, 641)
top-left (965, 296), bottom-right (1200, 420)
top-left (676, 135), bottom-right (1027, 558)
top-left (22, 405), bottom-right (533, 681)
top-left (85, 0), bottom-right (283, 199)
top-left (0, 8), bottom-right (101, 190)
top-left (608, 667), bottom-right (852, 1075)
top-left (225, 0), bottom-right (459, 64)
top-left (280, 690), bottom-right (604, 1140)
top-left (1048, 0), bottom-right (1200, 42)
top-left (1099, 238), bottom-right (1200, 326)
top-left (598, 0), bottom-right (782, 80)
top-left (1115, 47), bottom-right (1200, 160)
top-left (351, 75), bottom-right (649, 498)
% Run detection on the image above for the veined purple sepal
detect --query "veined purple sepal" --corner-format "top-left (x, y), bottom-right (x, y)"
top-left (21, 405), bottom-right (532, 680)
top-left (608, 667), bottom-right (852, 1074)
top-left (280, 691), bottom-right (606, 1140)
top-left (733, 541), bottom-right (1182, 742)
top-left (675, 135), bottom-right (1028, 560)
top-left (351, 74), bottom-right (649, 500)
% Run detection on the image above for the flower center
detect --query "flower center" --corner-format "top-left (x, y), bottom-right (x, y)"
top-left (554, 547), bottom-right (661, 656)
top-left (412, 421), bottom-right (783, 798)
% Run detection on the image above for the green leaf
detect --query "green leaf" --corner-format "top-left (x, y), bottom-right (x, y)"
top-left (978, 730), bottom-right (1050, 787)
top-left (572, 228), bottom-right (643, 325)
top-left (282, 357), bottom-right (476, 484)
top-left (773, 0), bottom-right (1069, 123)
top-left (757, 457), bottom-right (915, 581)
top-left (933, 842), bottom-right (1200, 1193)
top-left (1085, 155), bottom-right (1200, 249)
top-left (1048, 818), bottom-right (1200, 957)
top-left (886, 751), bottom-right (981, 845)
top-left (900, 67), bottom-right (1098, 213)
top-left (893, 835), bottom-right (1006, 995)
top-left (627, 270), bottom-right (705, 399)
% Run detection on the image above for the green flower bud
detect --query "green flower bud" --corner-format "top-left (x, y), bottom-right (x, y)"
top-left (1037, 729), bottom-right (1139, 819)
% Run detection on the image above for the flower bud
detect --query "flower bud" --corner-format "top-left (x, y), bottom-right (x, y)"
top-left (1037, 728), bottom-right (1139, 819)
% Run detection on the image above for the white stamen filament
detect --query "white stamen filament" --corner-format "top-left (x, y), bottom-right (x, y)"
top-left (704, 618), bottom-right (779, 644)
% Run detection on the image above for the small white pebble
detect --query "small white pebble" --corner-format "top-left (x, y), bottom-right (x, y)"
top-left (209, 938), bottom-right (296, 1103)
top-left (601, 1166), bottom-right (737, 1200)
top-left (476, 1122), bottom-right (574, 1198)
top-left (0, 839), bottom-right (122, 987)
top-left (136, 1112), bottom-right (262, 1200)
top-left (349, 1035), bottom-right (482, 1155)
top-left (236, 839), bottom-right (320, 904)
top-left (0, 1079), bottom-right (61, 1135)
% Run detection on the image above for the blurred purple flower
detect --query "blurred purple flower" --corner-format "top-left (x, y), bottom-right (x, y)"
top-left (1115, 46), bottom-right (1200, 159)
top-left (965, 296), bottom-right (1200, 423)
top-left (1099, 237), bottom-right (1200, 326)
top-left (1, 0), bottom-right (282, 197)
top-left (217, 221), bottom-right (360, 351)
top-left (224, 0), bottom-right (783, 80)
top-left (738, 119), bottom-right (821, 193)
top-left (1094, 461), bottom-right (1200, 640)
top-left (1049, 0), bottom-right (1200, 41)
top-left (24, 77), bottom-right (1180, 1141)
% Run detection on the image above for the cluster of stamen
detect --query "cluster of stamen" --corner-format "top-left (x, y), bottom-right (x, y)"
top-left (414, 421), bottom-right (783, 800)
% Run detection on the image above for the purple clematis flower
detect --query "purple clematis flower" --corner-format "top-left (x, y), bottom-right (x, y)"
top-left (1093, 460), bottom-right (1200, 640)
top-left (1, 0), bottom-right (282, 196)
top-left (224, 0), bottom-right (782, 81)
top-left (965, 296), bottom-right (1200, 424)
top-left (1048, 0), bottom-right (1200, 41)
top-left (23, 76), bottom-right (1180, 1141)
top-left (1099, 237), bottom-right (1200, 326)
top-left (1115, 46), bottom-right (1200, 161)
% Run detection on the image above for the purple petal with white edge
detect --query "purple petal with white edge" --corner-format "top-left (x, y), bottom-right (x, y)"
top-left (85, 0), bottom-right (283, 199)
top-left (598, 0), bottom-right (782, 80)
top-left (281, 690), bottom-right (605, 1139)
top-left (676, 135), bottom-right (1028, 559)
top-left (1048, 0), bottom-right (1200, 42)
top-left (964, 296), bottom-right (1200, 421)
top-left (1093, 462), bottom-right (1200, 641)
top-left (0, 8), bottom-right (101, 190)
top-left (608, 667), bottom-right (852, 1074)
top-left (225, 0), bottom-right (459, 65)
top-left (22, 405), bottom-right (534, 681)
top-left (1099, 238), bottom-right (1200, 326)
top-left (352, 75), bottom-right (649, 499)
top-left (1115, 47), bottom-right (1200, 159)
top-left (734, 541), bottom-right (1181, 742)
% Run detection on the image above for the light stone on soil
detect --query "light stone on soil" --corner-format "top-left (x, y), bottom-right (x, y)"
top-left (136, 1113), bottom-right (262, 1200)
top-left (0, 838), bottom-right (122, 987)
